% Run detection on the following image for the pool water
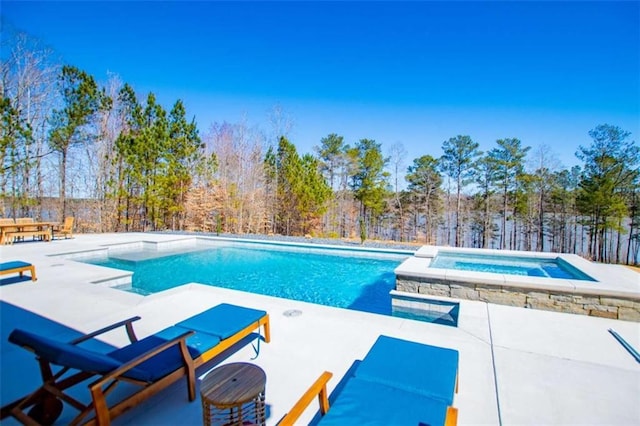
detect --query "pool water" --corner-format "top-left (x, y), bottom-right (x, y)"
top-left (85, 245), bottom-right (410, 317)
top-left (430, 252), bottom-right (595, 281)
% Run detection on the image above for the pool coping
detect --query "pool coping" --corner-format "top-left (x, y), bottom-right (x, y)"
top-left (54, 235), bottom-right (415, 260)
top-left (51, 235), bottom-right (415, 298)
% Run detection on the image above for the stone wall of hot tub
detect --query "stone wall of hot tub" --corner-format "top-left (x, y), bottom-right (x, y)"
top-left (395, 276), bottom-right (640, 321)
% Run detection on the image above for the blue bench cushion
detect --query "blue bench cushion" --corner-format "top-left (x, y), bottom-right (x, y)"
top-left (175, 303), bottom-right (266, 340)
top-left (317, 377), bottom-right (450, 426)
top-left (153, 325), bottom-right (221, 357)
top-left (109, 334), bottom-right (200, 382)
top-left (9, 329), bottom-right (192, 383)
top-left (0, 261), bottom-right (32, 271)
top-left (355, 335), bottom-right (459, 404)
top-left (8, 329), bottom-right (121, 375)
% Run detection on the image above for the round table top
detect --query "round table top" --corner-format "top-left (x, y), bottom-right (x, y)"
top-left (201, 362), bottom-right (266, 408)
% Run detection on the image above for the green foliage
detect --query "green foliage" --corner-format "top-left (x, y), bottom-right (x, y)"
top-left (263, 145), bottom-right (277, 184)
top-left (406, 155), bottom-right (442, 196)
top-left (274, 136), bottom-right (331, 235)
top-left (440, 135), bottom-right (481, 188)
top-left (473, 155), bottom-right (498, 197)
top-left (49, 66), bottom-right (108, 154)
top-left (349, 139), bottom-right (390, 241)
top-left (298, 153), bottom-right (332, 231)
top-left (317, 133), bottom-right (345, 189)
top-left (1, 97), bottom-right (34, 214)
top-left (489, 138), bottom-right (530, 191)
top-left (162, 99), bottom-right (203, 228)
top-left (576, 124), bottom-right (639, 261)
top-left (359, 216), bottom-right (367, 244)
top-left (350, 139), bottom-right (389, 216)
top-left (488, 137), bottom-right (530, 249)
top-left (1, 97), bottom-right (33, 173)
top-left (111, 88), bottom-right (203, 231)
top-left (440, 135), bottom-right (481, 246)
top-left (406, 155), bottom-right (442, 241)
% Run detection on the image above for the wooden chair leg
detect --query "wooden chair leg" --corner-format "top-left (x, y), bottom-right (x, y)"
top-left (29, 266), bottom-right (37, 281)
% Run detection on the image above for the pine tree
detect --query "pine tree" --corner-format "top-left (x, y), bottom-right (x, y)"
top-left (349, 139), bottom-right (389, 242)
top-left (488, 138), bottom-right (530, 249)
top-left (164, 99), bottom-right (203, 230)
top-left (0, 97), bottom-right (34, 217)
top-left (49, 66), bottom-right (110, 220)
top-left (406, 155), bottom-right (442, 243)
top-left (576, 124), bottom-right (639, 262)
top-left (440, 135), bottom-right (481, 247)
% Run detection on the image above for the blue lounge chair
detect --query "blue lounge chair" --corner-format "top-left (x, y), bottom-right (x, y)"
top-left (1, 303), bottom-right (270, 425)
top-left (279, 335), bottom-right (459, 426)
top-left (0, 261), bottom-right (37, 281)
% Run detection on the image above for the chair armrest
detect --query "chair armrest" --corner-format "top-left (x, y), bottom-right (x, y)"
top-left (278, 371), bottom-right (333, 426)
top-left (89, 329), bottom-right (195, 388)
top-left (445, 406), bottom-right (458, 426)
top-left (69, 316), bottom-right (142, 345)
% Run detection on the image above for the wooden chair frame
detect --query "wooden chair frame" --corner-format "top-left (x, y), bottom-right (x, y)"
top-left (279, 371), bottom-right (458, 426)
top-left (53, 217), bottom-right (74, 240)
top-left (279, 371), bottom-right (333, 426)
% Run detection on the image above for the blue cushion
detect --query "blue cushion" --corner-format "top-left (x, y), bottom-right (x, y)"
top-left (8, 329), bottom-right (121, 374)
top-left (109, 334), bottom-right (196, 382)
top-left (0, 261), bottom-right (32, 271)
top-left (355, 335), bottom-right (459, 404)
top-left (154, 325), bottom-right (221, 357)
top-left (317, 377), bottom-right (450, 425)
top-left (176, 303), bottom-right (266, 340)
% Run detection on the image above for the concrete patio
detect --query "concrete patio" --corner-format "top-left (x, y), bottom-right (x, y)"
top-left (1, 233), bottom-right (639, 425)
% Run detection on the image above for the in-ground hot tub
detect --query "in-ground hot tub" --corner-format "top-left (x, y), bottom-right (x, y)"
top-left (394, 246), bottom-right (640, 321)
top-left (428, 251), bottom-right (596, 281)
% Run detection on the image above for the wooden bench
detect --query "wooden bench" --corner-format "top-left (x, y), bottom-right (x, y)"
top-left (5, 230), bottom-right (51, 244)
top-left (0, 261), bottom-right (37, 281)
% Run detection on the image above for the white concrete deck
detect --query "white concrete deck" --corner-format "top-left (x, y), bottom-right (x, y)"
top-left (1, 233), bottom-right (639, 425)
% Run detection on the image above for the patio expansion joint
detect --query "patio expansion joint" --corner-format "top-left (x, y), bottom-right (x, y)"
top-left (489, 343), bottom-right (640, 371)
top-left (486, 303), bottom-right (504, 426)
top-left (455, 323), bottom-right (493, 346)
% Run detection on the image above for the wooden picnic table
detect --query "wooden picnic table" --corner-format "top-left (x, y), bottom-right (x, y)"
top-left (0, 222), bottom-right (56, 245)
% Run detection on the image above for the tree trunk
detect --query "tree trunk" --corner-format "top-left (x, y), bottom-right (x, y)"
top-left (455, 177), bottom-right (462, 247)
top-left (616, 222), bottom-right (622, 264)
top-left (60, 149), bottom-right (67, 220)
top-left (537, 190), bottom-right (545, 251)
top-left (501, 186), bottom-right (508, 249)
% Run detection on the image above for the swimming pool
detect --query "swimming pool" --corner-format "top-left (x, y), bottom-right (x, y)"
top-left (430, 252), bottom-right (595, 281)
top-left (83, 240), bottom-right (424, 319)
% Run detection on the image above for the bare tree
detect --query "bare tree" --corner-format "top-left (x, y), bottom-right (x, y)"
top-left (0, 30), bottom-right (59, 218)
top-left (387, 141), bottom-right (407, 241)
top-left (527, 144), bottom-right (561, 251)
top-left (87, 73), bottom-right (123, 231)
top-left (203, 120), bottom-right (268, 234)
top-left (266, 104), bottom-right (293, 233)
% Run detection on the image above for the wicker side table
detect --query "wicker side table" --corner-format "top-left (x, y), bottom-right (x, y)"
top-left (200, 362), bottom-right (266, 426)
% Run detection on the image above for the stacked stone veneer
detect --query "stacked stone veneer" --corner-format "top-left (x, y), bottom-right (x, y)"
top-left (396, 276), bottom-right (640, 322)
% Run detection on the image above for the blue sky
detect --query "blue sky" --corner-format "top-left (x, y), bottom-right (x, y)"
top-left (2, 1), bottom-right (639, 170)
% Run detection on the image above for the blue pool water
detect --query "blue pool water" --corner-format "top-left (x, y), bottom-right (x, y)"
top-left (85, 244), bottom-right (412, 316)
top-left (430, 252), bottom-right (595, 281)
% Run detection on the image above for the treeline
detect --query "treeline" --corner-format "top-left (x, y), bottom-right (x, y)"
top-left (1, 31), bottom-right (639, 264)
